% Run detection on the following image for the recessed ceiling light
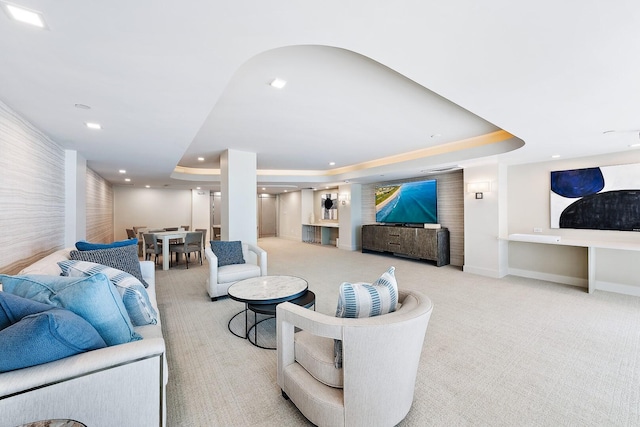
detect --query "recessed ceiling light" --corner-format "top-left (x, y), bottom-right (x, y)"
top-left (270, 78), bottom-right (287, 89)
top-left (197, 157), bottom-right (205, 161)
top-left (329, 162), bottom-right (336, 166)
top-left (262, 187), bottom-right (266, 191)
top-left (125, 178), bottom-right (131, 182)
top-left (551, 154), bottom-right (561, 159)
top-left (430, 133), bottom-right (442, 138)
top-left (196, 187), bottom-right (201, 190)
top-left (629, 143), bottom-right (640, 148)
top-left (3, 3), bottom-right (46, 28)
top-left (284, 190), bottom-right (288, 193)
top-left (118, 169), bottom-right (126, 174)
top-left (74, 103), bottom-right (91, 110)
top-left (85, 122), bottom-right (101, 130)
top-left (145, 185), bottom-right (150, 188)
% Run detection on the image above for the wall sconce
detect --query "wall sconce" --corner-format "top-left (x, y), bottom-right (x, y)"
top-left (339, 193), bottom-right (350, 205)
top-left (466, 182), bottom-right (490, 199)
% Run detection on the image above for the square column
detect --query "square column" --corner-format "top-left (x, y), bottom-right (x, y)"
top-left (220, 149), bottom-right (257, 244)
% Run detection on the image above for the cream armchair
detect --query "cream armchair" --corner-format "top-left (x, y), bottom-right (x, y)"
top-left (277, 289), bottom-right (433, 427)
top-left (204, 242), bottom-right (267, 301)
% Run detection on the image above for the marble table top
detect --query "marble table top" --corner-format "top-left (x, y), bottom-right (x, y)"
top-left (228, 275), bottom-right (308, 304)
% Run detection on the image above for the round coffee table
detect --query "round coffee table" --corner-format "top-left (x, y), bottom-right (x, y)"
top-left (227, 275), bottom-right (309, 348)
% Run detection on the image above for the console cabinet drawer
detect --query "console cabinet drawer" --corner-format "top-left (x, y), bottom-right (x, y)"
top-left (361, 225), bottom-right (449, 266)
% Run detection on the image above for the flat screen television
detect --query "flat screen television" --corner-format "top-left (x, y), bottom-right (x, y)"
top-left (375, 179), bottom-right (438, 225)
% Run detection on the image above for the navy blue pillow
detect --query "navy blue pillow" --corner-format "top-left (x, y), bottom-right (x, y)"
top-left (210, 240), bottom-right (245, 267)
top-left (0, 308), bottom-right (106, 372)
top-left (75, 238), bottom-right (137, 251)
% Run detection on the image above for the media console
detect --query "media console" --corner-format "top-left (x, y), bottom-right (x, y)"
top-left (361, 224), bottom-right (450, 266)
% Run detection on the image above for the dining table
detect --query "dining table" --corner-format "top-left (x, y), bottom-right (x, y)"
top-left (150, 231), bottom-right (188, 270)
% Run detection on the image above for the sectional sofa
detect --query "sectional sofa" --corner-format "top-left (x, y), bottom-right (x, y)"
top-left (0, 248), bottom-right (167, 427)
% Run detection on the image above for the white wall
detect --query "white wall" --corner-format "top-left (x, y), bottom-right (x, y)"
top-left (279, 191), bottom-right (302, 241)
top-left (191, 189), bottom-right (210, 238)
top-left (113, 187), bottom-right (192, 241)
top-left (506, 150), bottom-right (640, 292)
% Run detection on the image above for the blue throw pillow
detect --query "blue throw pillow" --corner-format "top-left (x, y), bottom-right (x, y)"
top-left (75, 238), bottom-right (138, 251)
top-left (58, 260), bottom-right (158, 326)
top-left (0, 274), bottom-right (141, 346)
top-left (0, 307), bottom-right (106, 372)
top-left (69, 244), bottom-right (148, 288)
top-left (0, 292), bottom-right (54, 330)
top-left (210, 240), bottom-right (245, 267)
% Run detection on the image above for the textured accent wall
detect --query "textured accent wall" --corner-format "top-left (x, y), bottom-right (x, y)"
top-left (0, 101), bottom-right (66, 274)
top-left (362, 170), bottom-right (464, 267)
top-left (86, 168), bottom-right (113, 243)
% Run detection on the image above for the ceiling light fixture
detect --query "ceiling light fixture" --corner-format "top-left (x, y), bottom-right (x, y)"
top-left (329, 162), bottom-right (336, 166)
top-left (551, 154), bottom-right (561, 159)
top-left (145, 185), bottom-right (150, 188)
top-left (3, 3), bottom-right (47, 28)
top-left (118, 169), bottom-right (126, 174)
top-left (85, 122), bottom-right (101, 130)
top-left (270, 78), bottom-right (287, 89)
top-left (125, 178), bottom-right (131, 182)
top-left (197, 157), bottom-right (205, 161)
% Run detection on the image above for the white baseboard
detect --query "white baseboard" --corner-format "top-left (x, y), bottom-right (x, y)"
top-left (463, 265), bottom-right (504, 279)
top-left (508, 268), bottom-right (587, 289)
top-left (595, 281), bottom-right (640, 297)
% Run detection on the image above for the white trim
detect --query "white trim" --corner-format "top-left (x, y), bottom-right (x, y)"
top-left (507, 267), bottom-right (588, 289)
top-left (595, 281), bottom-right (640, 297)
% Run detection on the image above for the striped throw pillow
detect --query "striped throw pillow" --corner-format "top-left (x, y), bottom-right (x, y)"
top-left (334, 267), bottom-right (398, 367)
top-left (58, 260), bottom-right (158, 326)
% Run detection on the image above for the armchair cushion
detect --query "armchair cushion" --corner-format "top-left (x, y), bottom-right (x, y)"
top-left (58, 260), bottom-right (158, 326)
top-left (210, 240), bottom-right (245, 267)
top-left (295, 331), bottom-right (343, 388)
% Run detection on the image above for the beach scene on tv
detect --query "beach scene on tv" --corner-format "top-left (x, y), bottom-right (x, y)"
top-left (375, 180), bottom-right (438, 224)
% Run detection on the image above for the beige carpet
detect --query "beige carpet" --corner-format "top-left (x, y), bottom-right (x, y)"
top-left (156, 237), bottom-right (640, 426)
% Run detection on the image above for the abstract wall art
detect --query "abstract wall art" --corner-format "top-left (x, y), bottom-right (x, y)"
top-left (550, 163), bottom-right (640, 231)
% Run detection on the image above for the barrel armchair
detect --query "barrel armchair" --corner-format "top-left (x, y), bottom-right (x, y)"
top-left (277, 289), bottom-right (433, 427)
top-left (204, 242), bottom-right (267, 301)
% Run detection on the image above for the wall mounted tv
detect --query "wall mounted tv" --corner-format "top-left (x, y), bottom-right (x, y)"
top-left (375, 179), bottom-right (438, 225)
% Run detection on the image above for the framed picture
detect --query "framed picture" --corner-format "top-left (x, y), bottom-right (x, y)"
top-left (321, 193), bottom-right (338, 220)
top-left (550, 163), bottom-right (640, 231)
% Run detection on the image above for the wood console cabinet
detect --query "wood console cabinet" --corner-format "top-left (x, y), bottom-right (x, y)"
top-left (361, 225), bottom-right (450, 266)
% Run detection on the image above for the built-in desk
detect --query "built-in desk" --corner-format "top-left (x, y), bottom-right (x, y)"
top-left (505, 234), bottom-right (640, 294)
top-left (302, 223), bottom-right (339, 246)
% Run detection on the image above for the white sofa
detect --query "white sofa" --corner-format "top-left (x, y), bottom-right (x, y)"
top-left (0, 249), bottom-right (167, 427)
top-left (205, 242), bottom-right (267, 301)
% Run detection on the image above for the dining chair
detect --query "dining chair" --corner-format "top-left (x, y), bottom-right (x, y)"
top-left (126, 229), bottom-right (136, 239)
top-left (195, 228), bottom-right (208, 253)
top-left (142, 233), bottom-right (163, 266)
top-left (181, 225), bottom-right (190, 231)
top-left (164, 227), bottom-right (179, 231)
top-left (169, 232), bottom-right (203, 269)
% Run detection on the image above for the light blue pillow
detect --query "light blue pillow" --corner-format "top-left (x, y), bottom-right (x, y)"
top-left (0, 274), bottom-right (141, 346)
top-left (0, 291), bottom-right (54, 330)
top-left (58, 260), bottom-right (158, 326)
top-left (211, 240), bottom-right (245, 267)
top-left (75, 238), bottom-right (137, 251)
top-left (0, 307), bottom-right (106, 372)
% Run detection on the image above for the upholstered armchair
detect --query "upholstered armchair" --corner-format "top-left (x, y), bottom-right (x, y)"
top-left (204, 242), bottom-right (267, 301)
top-left (277, 289), bottom-right (433, 427)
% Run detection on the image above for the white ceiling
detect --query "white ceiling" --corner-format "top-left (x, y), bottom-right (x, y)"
top-left (1, 1), bottom-right (639, 193)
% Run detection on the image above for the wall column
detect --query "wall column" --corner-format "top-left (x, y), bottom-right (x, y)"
top-left (337, 183), bottom-right (362, 250)
top-left (463, 162), bottom-right (507, 278)
top-left (65, 149), bottom-right (86, 246)
top-left (220, 149), bottom-right (257, 244)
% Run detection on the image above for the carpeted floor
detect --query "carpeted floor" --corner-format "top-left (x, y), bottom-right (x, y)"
top-left (156, 237), bottom-right (640, 426)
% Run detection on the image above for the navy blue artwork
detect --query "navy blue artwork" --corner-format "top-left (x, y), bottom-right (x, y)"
top-left (559, 190), bottom-right (640, 231)
top-left (551, 167), bottom-right (605, 198)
